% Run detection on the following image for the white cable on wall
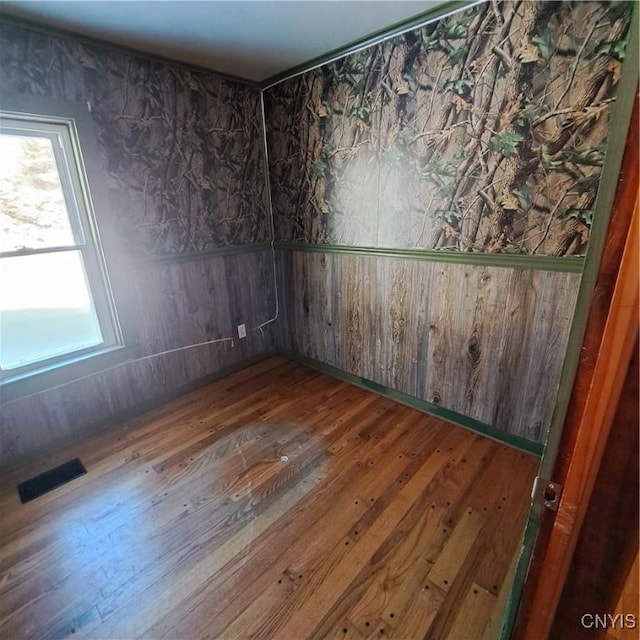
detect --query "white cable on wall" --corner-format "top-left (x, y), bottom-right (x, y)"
top-left (253, 88), bottom-right (279, 335)
top-left (4, 336), bottom-right (237, 404)
top-left (6, 91), bottom-right (280, 404)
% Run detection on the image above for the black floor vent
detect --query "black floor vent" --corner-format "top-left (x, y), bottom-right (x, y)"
top-left (17, 458), bottom-right (87, 504)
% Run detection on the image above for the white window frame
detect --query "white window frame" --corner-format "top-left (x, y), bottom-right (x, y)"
top-left (0, 96), bottom-right (136, 402)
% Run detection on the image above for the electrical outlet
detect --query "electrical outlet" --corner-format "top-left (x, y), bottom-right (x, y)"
top-left (237, 323), bottom-right (247, 339)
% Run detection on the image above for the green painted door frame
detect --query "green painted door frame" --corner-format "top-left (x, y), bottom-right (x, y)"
top-left (500, 9), bottom-right (639, 638)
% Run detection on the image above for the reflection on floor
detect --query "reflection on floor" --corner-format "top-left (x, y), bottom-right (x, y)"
top-left (0, 356), bottom-right (538, 639)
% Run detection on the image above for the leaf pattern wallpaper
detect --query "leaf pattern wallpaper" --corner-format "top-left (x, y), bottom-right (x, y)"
top-left (0, 23), bottom-right (269, 256)
top-left (264, 0), bottom-right (632, 256)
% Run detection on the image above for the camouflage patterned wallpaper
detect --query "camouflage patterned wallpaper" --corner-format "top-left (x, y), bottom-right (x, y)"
top-left (0, 23), bottom-right (269, 256)
top-left (264, 0), bottom-right (632, 256)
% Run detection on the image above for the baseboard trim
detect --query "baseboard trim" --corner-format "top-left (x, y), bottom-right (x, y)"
top-left (282, 351), bottom-right (544, 457)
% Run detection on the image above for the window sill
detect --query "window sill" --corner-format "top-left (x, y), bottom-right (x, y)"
top-left (1, 343), bottom-right (140, 404)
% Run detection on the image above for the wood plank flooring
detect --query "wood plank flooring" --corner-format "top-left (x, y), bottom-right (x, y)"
top-left (0, 357), bottom-right (538, 639)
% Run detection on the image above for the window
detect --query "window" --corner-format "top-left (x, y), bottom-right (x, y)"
top-left (0, 109), bottom-right (126, 395)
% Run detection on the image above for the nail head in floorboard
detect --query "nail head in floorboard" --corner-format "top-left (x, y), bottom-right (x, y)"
top-left (0, 357), bottom-right (537, 639)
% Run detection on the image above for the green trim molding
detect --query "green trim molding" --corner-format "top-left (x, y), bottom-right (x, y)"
top-left (135, 242), bottom-right (274, 266)
top-left (262, 1), bottom-right (479, 88)
top-left (500, 510), bottom-right (541, 639)
top-left (276, 242), bottom-right (584, 273)
top-left (501, 8), bottom-right (639, 640)
top-left (538, 11), bottom-right (640, 481)
top-left (284, 351), bottom-right (544, 457)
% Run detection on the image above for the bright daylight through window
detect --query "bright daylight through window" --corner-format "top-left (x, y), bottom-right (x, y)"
top-left (0, 114), bottom-right (122, 383)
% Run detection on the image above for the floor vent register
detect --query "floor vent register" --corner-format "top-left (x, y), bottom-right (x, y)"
top-left (17, 458), bottom-right (87, 504)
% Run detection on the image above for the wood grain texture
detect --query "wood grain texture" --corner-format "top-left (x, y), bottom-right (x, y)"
top-left (278, 250), bottom-right (580, 442)
top-left (548, 95), bottom-right (639, 485)
top-left (550, 344), bottom-right (638, 639)
top-left (0, 249), bottom-right (278, 470)
top-left (0, 357), bottom-right (538, 640)
top-left (0, 22), bottom-right (277, 470)
top-left (515, 95), bottom-right (639, 639)
top-left (0, 21), bottom-right (269, 256)
top-left (520, 193), bottom-right (639, 640)
top-left (605, 552), bottom-right (639, 640)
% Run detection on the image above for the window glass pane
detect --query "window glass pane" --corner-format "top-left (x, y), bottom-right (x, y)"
top-left (0, 133), bottom-right (76, 252)
top-left (0, 251), bottom-right (104, 370)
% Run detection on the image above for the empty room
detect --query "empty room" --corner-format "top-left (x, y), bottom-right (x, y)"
top-left (0, 1), bottom-right (637, 639)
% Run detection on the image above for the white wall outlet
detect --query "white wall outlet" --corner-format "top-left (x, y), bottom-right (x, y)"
top-left (237, 323), bottom-right (247, 339)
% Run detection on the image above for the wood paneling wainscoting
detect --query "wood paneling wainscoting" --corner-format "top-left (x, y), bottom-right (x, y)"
top-left (0, 357), bottom-right (538, 639)
top-left (0, 19), bottom-right (275, 473)
top-left (0, 249), bottom-right (278, 471)
top-left (277, 249), bottom-right (580, 445)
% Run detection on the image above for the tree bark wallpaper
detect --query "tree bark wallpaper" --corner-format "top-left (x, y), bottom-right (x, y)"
top-left (265, 0), bottom-right (632, 256)
top-left (0, 22), bottom-right (276, 468)
top-left (0, 23), bottom-right (269, 257)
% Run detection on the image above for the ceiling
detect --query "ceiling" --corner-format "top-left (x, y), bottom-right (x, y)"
top-left (0, 1), bottom-right (445, 82)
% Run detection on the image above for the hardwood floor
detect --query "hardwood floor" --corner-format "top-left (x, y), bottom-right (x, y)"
top-left (0, 357), bottom-right (538, 639)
